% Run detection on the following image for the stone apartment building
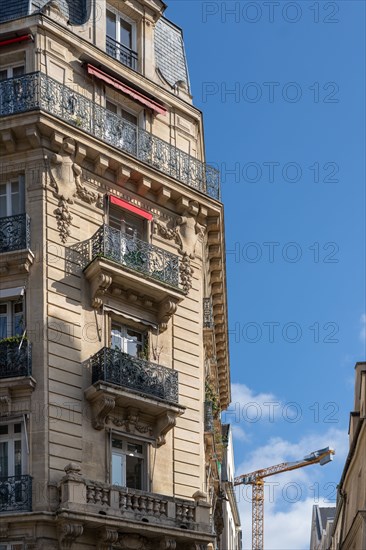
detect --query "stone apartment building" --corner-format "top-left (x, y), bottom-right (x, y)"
top-left (0, 1), bottom-right (233, 548)
top-left (330, 362), bottom-right (366, 550)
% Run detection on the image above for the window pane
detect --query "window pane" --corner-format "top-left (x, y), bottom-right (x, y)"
top-left (14, 424), bottom-right (21, 434)
top-left (0, 185), bottom-right (6, 218)
top-left (106, 100), bottom-right (117, 114)
top-left (13, 303), bottom-right (24, 337)
top-left (0, 317), bottom-right (7, 339)
top-left (111, 325), bottom-right (123, 350)
top-left (12, 66), bottom-right (25, 77)
top-left (126, 329), bottom-right (143, 357)
top-left (0, 442), bottom-right (8, 477)
top-left (0, 425), bottom-right (8, 435)
top-left (127, 443), bottom-right (142, 454)
top-left (14, 440), bottom-right (22, 476)
top-left (126, 454), bottom-right (143, 489)
top-left (112, 438), bottom-right (123, 449)
top-left (112, 453), bottom-right (124, 486)
top-left (120, 19), bottom-right (132, 49)
top-left (0, 70), bottom-right (7, 81)
top-left (121, 109), bottom-right (137, 126)
top-left (107, 10), bottom-right (116, 38)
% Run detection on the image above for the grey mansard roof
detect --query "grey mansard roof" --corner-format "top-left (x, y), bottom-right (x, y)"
top-left (0, 0), bottom-right (29, 23)
top-left (155, 17), bottom-right (191, 93)
top-left (0, 0), bottom-right (89, 25)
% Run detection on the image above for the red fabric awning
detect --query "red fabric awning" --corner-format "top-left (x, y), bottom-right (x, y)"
top-left (87, 64), bottom-right (167, 116)
top-left (0, 34), bottom-right (33, 47)
top-left (110, 196), bottom-right (153, 221)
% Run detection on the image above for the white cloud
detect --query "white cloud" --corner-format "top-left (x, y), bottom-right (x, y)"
top-left (234, 427), bottom-right (348, 550)
top-left (224, 383), bottom-right (283, 428)
top-left (231, 424), bottom-right (249, 442)
top-left (360, 313), bottom-right (366, 341)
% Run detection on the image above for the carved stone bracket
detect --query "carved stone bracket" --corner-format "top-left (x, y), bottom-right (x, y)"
top-left (91, 395), bottom-right (116, 430)
top-left (89, 273), bottom-right (113, 309)
top-left (158, 298), bottom-right (178, 331)
top-left (155, 411), bottom-right (177, 447)
top-left (159, 538), bottom-right (176, 550)
top-left (0, 394), bottom-right (11, 416)
top-left (58, 522), bottom-right (84, 550)
top-left (97, 527), bottom-right (119, 550)
top-left (49, 136), bottom-right (103, 243)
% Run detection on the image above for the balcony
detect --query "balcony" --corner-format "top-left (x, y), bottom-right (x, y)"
top-left (0, 214), bottom-right (30, 253)
top-left (90, 225), bottom-right (180, 289)
top-left (0, 475), bottom-right (32, 513)
top-left (204, 401), bottom-right (214, 433)
top-left (58, 464), bottom-right (212, 545)
top-left (0, 72), bottom-right (220, 200)
top-left (85, 348), bottom-right (184, 440)
top-left (83, 224), bottom-right (185, 323)
top-left (106, 36), bottom-right (138, 71)
top-left (91, 347), bottom-right (178, 403)
top-left (0, 214), bottom-right (33, 274)
top-left (0, 340), bottom-right (32, 379)
top-left (203, 298), bottom-right (214, 329)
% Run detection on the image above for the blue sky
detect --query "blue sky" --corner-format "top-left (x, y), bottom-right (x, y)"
top-left (165, 2), bottom-right (365, 548)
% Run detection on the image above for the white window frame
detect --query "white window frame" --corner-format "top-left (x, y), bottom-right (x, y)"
top-left (0, 64), bottom-right (25, 80)
top-left (110, 322), bottom-right (146, 357)
top-left (106, 98), bottom-right (144, 129)
top-left (0, 543), bottom-right (24, 550)
top-left (0, 176), bottom-right (25, 218)
top-left (106, 5), bottom-right (137, 53)
top-left (0, 419), bottom-right (28, 478)
top-left (111, 435), bottom-right (148, 491)
top-left (0, 299), bottom-right (24, 339)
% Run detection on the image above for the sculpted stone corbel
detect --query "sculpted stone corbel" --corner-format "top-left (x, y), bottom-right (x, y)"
top-left (0, 393), bottom-right (11, 416)
top-left (58, 522), bottom-right (83, 550)
top-left (92, 395), bottom-right (116, 430)
top-left (158, 298), bottom-right (178, 331)
top-left (155, 411), bottom-right (177, 447)
top-left (90, 273), bottom-right (113, 309)
top-left (97, 527), bottom-right (119, 550)
top-left (160, 538), bottom-right (176, 549)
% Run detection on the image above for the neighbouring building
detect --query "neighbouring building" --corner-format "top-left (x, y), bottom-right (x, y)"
top-left (330, 361), bottom-right (366, 550)
top-left (310, 505), bottom-right (336, 550)
top-left (220, 424), bottom-right (241, 550)
top-left (0, 1), bottom-right (234, 548)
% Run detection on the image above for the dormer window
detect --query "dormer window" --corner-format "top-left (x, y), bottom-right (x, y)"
top-left (106, 7), bottom-right (138, 71)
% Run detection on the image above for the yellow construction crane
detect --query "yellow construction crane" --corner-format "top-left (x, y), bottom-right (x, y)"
top-left (234, 447), bottom-right (335, 550)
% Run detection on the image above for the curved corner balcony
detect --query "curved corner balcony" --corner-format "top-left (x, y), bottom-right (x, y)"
top-left (0, 72), bottom-right (220, 200)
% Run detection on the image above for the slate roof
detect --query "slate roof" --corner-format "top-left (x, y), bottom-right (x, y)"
top-left (0, 0), bottom-right (28, 23)
top-left (0, 0), bottom-right (89, 25)
top-left (154, 17), bottom-right (190, 93)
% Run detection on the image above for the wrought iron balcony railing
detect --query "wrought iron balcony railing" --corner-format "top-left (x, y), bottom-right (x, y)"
top-left (204, 401), bottom-right (214, 433)
top-left (89, 224), bottom-right (181, 289)
top-left (106, 36), bottom-right (138, 71)
top-left (0, 213), bottom-right (30, 253)
top-left (0, 72), bottom-right (220, 200)
top-left (203, 297), bottom-right (214, 329)
top-left (0, 475), bottom-right (32, 513)
top-left (90, 347), bottom-right (179, 404)
top-left (0, 340), bottom-right (32, 379)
